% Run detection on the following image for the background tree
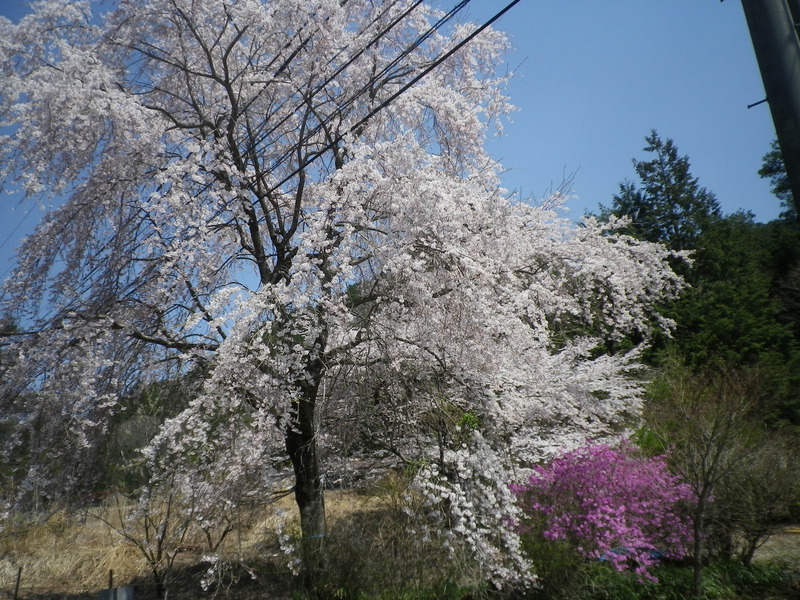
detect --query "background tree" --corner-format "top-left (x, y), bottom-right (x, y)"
top-left (667, 215), bottom-right (795, 362)
top-left (0, 1), bottom-right (684, 588)
top-left (710, 432), bottom-right (800, 566)
top-left (759, 139), bottom-right (797, 221)
top-left (599, 132), bottom-right (800, 427)
top-left (643, 367), bottom-right (761, 598)
top-left (599, 130), bottom-right (722, 254)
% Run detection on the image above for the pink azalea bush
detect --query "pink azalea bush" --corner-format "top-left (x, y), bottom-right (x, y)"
top-left (512, 440), bottom-right (694, 581)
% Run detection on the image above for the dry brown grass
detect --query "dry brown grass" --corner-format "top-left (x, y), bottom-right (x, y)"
top-left (753, 527), bottom-right (800, 569)
top-left (0, 496), bottom-right (285, 598)
top-left (0, 489), bottom-right (407, 599)
top-left (0, 508), bottom-right (143, 597)
top-left (6, 492), bottom-right (800, 600)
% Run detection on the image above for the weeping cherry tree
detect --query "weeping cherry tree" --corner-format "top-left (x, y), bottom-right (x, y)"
top-left (0, 0), bottom-right (684, 585)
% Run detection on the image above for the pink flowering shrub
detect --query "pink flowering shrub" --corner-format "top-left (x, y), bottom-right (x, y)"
top-left (512, 441), bottom-right (694, 581)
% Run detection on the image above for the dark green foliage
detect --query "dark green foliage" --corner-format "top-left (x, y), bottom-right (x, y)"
top-left (515, 543), bottom-right (790, 600)
top-left (519, 534), bottom-right (590, 600)
top-left (600, 130), bottom-right (722, 254)
top-left (759, 139), bottom-right (797, 221)
top-left (577, 561), bottom-right (786, 600)
top-left (663, 215), bottom-right (800, 426)
top-left (666, 214), bottom-right (796, 366)
top-left (599, 131), bottom-right (800, 428)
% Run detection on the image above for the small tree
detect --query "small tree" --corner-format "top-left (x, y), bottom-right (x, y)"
top-left (94, 476), bottom-right (195, 599)
top-left (644, 366), bottom-right (762, 598)
top-left (512, 440), bottom-right (694, 582)
top-left (711, 433), bottom-right (800, 566)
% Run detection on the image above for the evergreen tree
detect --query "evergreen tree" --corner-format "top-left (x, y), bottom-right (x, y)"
top-left (601, 132), bottom-right (800, 426)
top-left (668, 214), bottom-right (793, 363)
top-left (601, 130), bottom-right (722, 252)
top-left (759, 139), bottom-right (797, 221)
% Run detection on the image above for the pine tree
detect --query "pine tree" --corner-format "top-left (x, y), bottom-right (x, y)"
top-left (759, 138), bottom-right (797, 221)
top-left (601, 130), bottom-right (722, 252)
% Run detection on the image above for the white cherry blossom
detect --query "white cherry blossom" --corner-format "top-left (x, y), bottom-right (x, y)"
top-left (0, 0), bottom-right (684, 584)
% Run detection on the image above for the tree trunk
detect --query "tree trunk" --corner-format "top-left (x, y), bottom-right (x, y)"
top-left (691, 502), bottom-right (706, 598)
top-left (151, 566), bottom-right (166, 599)
top-left (740, 533), bottom-right (762, 567)
top-left (286, 353), bottom-right (327, 594)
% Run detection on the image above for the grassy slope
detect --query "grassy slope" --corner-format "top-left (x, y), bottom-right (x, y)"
top-left (2, 496), bottom-right (800, 600)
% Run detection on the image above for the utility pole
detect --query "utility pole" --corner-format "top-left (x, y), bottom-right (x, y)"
top-left (790, 0), bottom-right (800, 24)
top-left (740, 0), bottom-right (800, 216)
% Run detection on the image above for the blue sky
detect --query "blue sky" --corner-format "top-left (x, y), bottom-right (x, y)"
top-left (0, 0), bottom-right (781, 278)
top-left (472, 0), bottom-right (779, 221)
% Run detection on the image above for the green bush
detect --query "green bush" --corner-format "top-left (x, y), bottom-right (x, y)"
top-left (581, 563), bottom-right (659, 600)
top-left (578, 560), bottom-right (788, 600)
top-left (308, 508), bottom-right (479, 600)
top-left (706, 560), bottom-right (787, 597)
top-left (518, 532), bottom-right (790, 600)
top-left (285, 474), bottom-right (485, 600)
top-left (518, 533), bottom-right (589, 600)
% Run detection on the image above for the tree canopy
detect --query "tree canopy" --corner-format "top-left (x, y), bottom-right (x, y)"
top-left (600, 130), bottom-right (722, 253)
top-left (0, 1), bottom-right (684, 586)
top-left (759, 139), bottom-right (797, 222)
top-left (598, 131), bottom-right (800, 428)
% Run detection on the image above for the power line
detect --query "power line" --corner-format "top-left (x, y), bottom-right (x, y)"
top-left (0, 205), bottom-right (34, 282)
top-left (265, 0), bottom-right (522, 197)
top-left (243, 0), bottom-right (467, 178)
top-left (2, 0), bottom-right (524, 319)
top-left (350, 0), bottom-right (521, 137)
top-left (0, 207), bottom-right (32, 254)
